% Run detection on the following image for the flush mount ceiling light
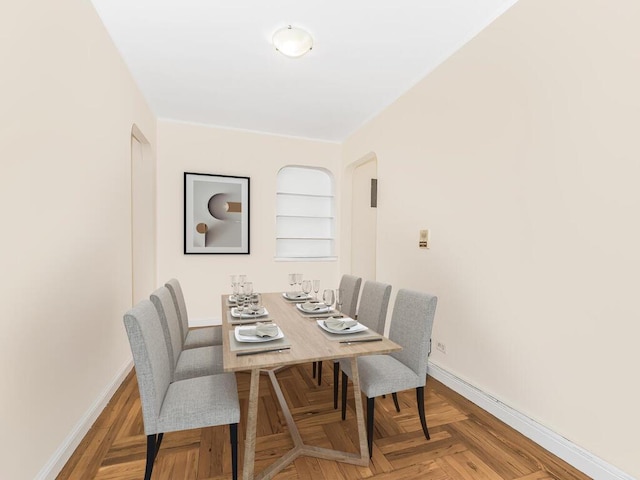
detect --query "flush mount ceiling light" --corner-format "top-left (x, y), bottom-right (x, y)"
top-left (272, 25), bottom-right (313, 58)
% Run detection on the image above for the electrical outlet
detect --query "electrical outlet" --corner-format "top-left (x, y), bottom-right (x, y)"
top-left (436, 341), bottom-right (446, 354)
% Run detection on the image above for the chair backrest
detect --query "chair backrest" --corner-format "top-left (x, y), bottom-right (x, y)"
top-left (339, 274), bottom-right (362, 318)
top-left (150, 286), bottom-right (183, 375)
top-left (165, 278), bottom-right (189, 342)
top-left (123, 300), bottom-right (171, 435)
top-left (357, 280), bottom-right (392, 334)
top-left (389, 289), bottom-right (438, 383)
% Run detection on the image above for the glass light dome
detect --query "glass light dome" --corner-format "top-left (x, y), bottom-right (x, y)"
top-left (272, 25), bottom-right (313, 58)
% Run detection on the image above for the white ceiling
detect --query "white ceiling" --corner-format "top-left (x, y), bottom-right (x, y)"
top-left (90, 0), bottom-right (517, 143)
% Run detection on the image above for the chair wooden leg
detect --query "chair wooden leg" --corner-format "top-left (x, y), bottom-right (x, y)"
top-left (341, 371), bottom-right (348, 420)
top-left (317, 360), bottom-right (323, 385)
top-left (230, 423), bottom-right (238, 480)
top-left (312, 361), bottom-right (317, 378)
top-left (333, 361), bottom-right (339, 409)
top-left (366, 397), bottom-right (375, 458)
top-left (145, 433), bottom-right (163, 480)
top-left (392, 392), bottom-right (401, 412)
top-left (416, 386), bottom-right (430, 440)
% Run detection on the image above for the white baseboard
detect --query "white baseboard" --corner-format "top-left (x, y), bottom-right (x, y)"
top-left (427, 362), bottom-right (635, 480)
top-left (36, 359), bottom-right (134, 480)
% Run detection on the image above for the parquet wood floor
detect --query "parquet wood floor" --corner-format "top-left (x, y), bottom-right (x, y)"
top-left (57, 363), bottom-right (592, 480)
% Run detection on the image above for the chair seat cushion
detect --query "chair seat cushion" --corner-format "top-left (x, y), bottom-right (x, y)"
top-left (340, 355), bottom-right (422, 398)
top-left (174, 345), bottom-right (223, 381)
top-left (184, 326), bottom-right (223, 349)
top-left (158, 373), bottom-right (240, 433)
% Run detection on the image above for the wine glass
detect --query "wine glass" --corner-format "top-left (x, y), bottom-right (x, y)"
top-left (322, 289), bottom-right (335, 310)
top-left (312, 280), bottom-right (320, 300)
top-left (288, 273), bottom-right (296, 292)
top-left (295, 273), bottom-right (303, 291)
top-left (335, 288), bottom-right (344, 313)
top-left (250, 293), bottom-right (262, 312)
top-left (235, 293), bottom-right (245, 314)
top-left (302, 280), bottom-right (311, 298)
top-left (243, 281), bottom-right (253, 297)
top-left (230, 275), bottom-right (237, 288)
top-left (239, 275), bottom-right (247, 288)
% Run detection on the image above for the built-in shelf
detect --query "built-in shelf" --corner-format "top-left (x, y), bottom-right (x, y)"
top-left (277, 192), bottom-right (334, 199)
top-left (276, 214), bottom-right (334, 219)
top-left (275, 256), bottom-right (338, 261)
top-left (276, 167), bottom-right (335, 260)
top-left (276, 236), bottom-right (333, 241)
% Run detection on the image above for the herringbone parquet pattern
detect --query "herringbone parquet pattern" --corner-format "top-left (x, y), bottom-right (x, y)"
top-left (57, 363), bottom-right (592, 479)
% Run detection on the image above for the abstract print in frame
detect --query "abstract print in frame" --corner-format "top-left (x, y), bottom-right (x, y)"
top-left (184, 172), bottom-right (250, 254)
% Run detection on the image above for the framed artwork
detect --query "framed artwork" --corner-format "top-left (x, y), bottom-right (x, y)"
top-left (184, 172), bottom-right (250, 254)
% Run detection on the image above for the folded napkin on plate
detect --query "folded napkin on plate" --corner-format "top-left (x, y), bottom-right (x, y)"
top-left (324, 318), bottom-right (358, 330)
top-left (287, 291), bottom-right (307, 299)
top-left (238, 323), bottom-right (279, 337)
top-left (301, 302), bottom-right (325, 311)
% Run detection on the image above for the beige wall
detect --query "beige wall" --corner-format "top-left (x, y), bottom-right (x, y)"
top-left (0, 1), bottom-right (156, 478)
top-left (156, 121), bottom-right (342, 323)
top-left (343, 0), bottom-right (640, 476)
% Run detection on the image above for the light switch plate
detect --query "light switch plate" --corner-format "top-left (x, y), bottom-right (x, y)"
top-left (419, 229), bottom-right (430, 249)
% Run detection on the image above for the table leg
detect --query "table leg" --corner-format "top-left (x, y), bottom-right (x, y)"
top-left (348, 358), bottom-right (369, 462)
top-left (243, 369), bottom-right (260, 480)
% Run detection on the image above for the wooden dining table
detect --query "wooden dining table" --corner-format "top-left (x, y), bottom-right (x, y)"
top-left (221, 292), bottom-right (401, 480)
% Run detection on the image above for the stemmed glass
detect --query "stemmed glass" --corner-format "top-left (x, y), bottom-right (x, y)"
top-left (302, 280), bottom-right (312, 299)
top-left (235, 291), bottom-right (245, 314)
top-left (335, 288), bottom-right (344, 313)
top-left (230, 275), bottom-right (237, 290)
top-left (288, 273), bottom-right (296, 292)
top-left (312, 280), bottom-right (320, 301)
top-left (295, 273), bottom-right (303, 292)
top-left (239, 275), bottom-right (247, 289)
top-left (322, 289), bottom-right (335, 310)
top-left (243, 282), bottom-right (253, 297)
top-left (250, 293), bottom-right (262, 312)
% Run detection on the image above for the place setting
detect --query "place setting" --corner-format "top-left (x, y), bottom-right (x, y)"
top-left (228, 292), bottom-right (272, 324)
top-left (295, 288), bottom-right (340, 318)
top-left (316, 316), bottom-right (382, 343)
top-left (282, 275), bottom-right (319, 303)
top-left (228, 322), bottom-right (292, 356)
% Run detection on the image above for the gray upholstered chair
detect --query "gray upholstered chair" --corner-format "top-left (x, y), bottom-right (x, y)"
top-left (123, 300), bottom-right (240, 480)
top-left (333, 280), bottom-right (392, 409)
top-left (165, 278), bottom-right (222, 349)
top-left (338, 274), bottom-right (362, 319)
top-left (340, 289), bottom-right (437, 457)
top-left (313, 274), bottom-right (362, 385)
top-left (150, 286), bottom-right (223, 381)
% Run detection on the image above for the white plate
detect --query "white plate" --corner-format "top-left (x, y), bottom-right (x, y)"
top-left (235, 325), bottom-right (284, 343)
top-left (230, 307), bottom-right (269, 319)
top-left (282, 292), bottom-right (312, 301)
top-left (316, 319), bottom-right (368, 334)
top-left (296, 302), bottom-right (331, 314)
top-left (228, 295), bottom-right (237, 304)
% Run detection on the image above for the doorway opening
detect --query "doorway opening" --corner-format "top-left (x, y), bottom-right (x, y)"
top-left (131, 124), bottom-right (156, 305)
top-left (350, 155), bottom-right (378, 281)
